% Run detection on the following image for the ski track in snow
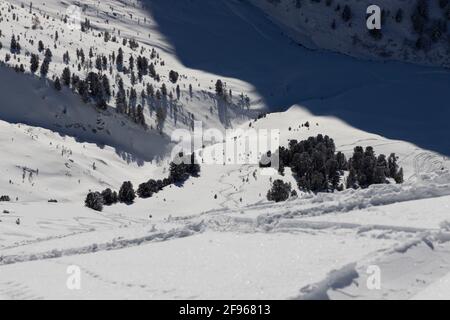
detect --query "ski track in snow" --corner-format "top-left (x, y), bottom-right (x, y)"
top-left (1, 169), bottom-right (449, 299)
top-left (0, 221), bottom-right (206, 266)
top-left (0, 281), bottom-right (44, 300)
top-left (217, 164), bottom-right (254, 210)
top-left (0, 116), bottom-right (448, 299)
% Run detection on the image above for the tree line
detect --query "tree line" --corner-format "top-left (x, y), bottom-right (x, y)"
top-left (85, 153), bottom-right (200, 211)
top-left (264, 134), bottom-right (404, 201)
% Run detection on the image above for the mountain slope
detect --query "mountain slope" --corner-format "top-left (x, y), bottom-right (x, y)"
top-left (0, 0), bottom-right (449, 300)
top-left (1, 0), bottom-right (258, 139)
top-left (250, 0), bottom-right (450, 67)
top-left (141, 0), bottom-right (450, 156)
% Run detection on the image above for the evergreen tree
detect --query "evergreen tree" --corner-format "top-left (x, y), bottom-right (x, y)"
top-left (10, 35), bottom-right (19, 54)
top-left (101, 75), bottom-right (111, 98)
top-left (169, 70), bottom-right (179, 83)
top-left (85, 192), bottom-right (103, 212)
top-left (161, 83), bottom-right (167, 97)
top-left (169, 153), bottom-right (200, 184)
top-left (135, 104), bottom-right (146, 127)
top-left (44, 48), bottom-right (53, 61)
top-left (115, 78), bottom-right (127, 113)
top-left (176, 85), bottom-right (181, 100)
top-left (101, 188), bottom-right (118, 206)
top-left (336, 152), bottom-right (348, 171)
top-left (63, 51), bottom-right (70, 64)
top-left (146, 83), bottom-right (154, 97)
top-left (267, 180), bottom-right (292, 203)
top-left (116, 48), bottom-right (124, 70)
top-left (40, 57), bottom-right (50, 77)
top-left (118, 181), bottom-right (136, 204)
top-left (388, 153), bottom-right (404, 183)
top-left (342, 5), bottom-right (352, 22)
top-left (129, 88), bottom-right (137, 109)
top-left (149, 63), bottom-right (156, 78)
top-left (79, 49), bottom-right (85, 64)
top-left (137, 180), bottom-right (159, 198)
top-left (215, 79), bottom-right (224, 97)
top-left (30, 54), bottom-right (39, 74)
top-left (129, 55), bottom-right (134, 71)
top-left (38, 40), bottom-right (44, 53)
top-left (77, 79), bottom-right (89, 103)
top-left (276, 135), bottom-right (345, 193)
top-left (347, 168), bottom-right (357, 189)
top-left (62, 67), bottom-right (71, 86)
top-left (395, 168), bottom-right (404, 184)
top-left (54, 77), bottom-right (62, 91)
top-left (95, 56), bottom-right (102, 71)
top-left (374, 154), bottom-right (388, 184)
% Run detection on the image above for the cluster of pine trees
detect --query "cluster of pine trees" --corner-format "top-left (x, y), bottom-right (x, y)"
top-left (10, 34), bottom-right (21, 54)
top-left (263, 134), bottom-right (404, 201)
top-left (411, 0), bottom-right (449, 50)
top-left (299, 0), bottom-right (450, 52)
top-left (277, 135), bottom-right (347, 192)
top-left (85, 153), bottom-right (200, 211)
top-left (346, 147), bottom-right (404, 189)
top-left (0, 195), bottom-right (11, 202)
top-left (22, 34), bottom-right (157, 127)
top-left (4, 22), bottom-right (181, 131)
top-left (1, 3), bottom-right (254, 136)
top-left (168, 153), bottom-right (201, 185)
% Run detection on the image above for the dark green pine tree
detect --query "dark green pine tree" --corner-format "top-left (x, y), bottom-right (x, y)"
top-left (40, 57), bottom-right (50, 77)
top-left (54, 77), bottom-right (62, 91)
top-left (118, 181), bottom-right (136, 204)
top-left (215, 79), bottom-right (224, 97)
top-left (116, 48), bottom-right (124, 71)
top-left (85, 192), bottom-right (104, 212)
top-left (62, 67), bottom-right (71, 86)
top-left (135, 104), bottom-right (146, 127)
top-left (267, 180), bottom-right (292, 203)
top-left (30, 54), bottom-right (39, 74)
top-left (347, 168), bottom-right (357, 189)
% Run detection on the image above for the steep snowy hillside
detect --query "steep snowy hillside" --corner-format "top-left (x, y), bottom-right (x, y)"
top-left (139, 0), bottom-right (450, 157)
top-left (0, 0), bottom-right (449, 301)
top-left (0, 65), bottom-right (172, 160)
top-left (1, 105), bottom-right (449, 299)
top-left (250, 0), bottom-right (450, 67)
top-left (0, 0), bottom-right (258, 140)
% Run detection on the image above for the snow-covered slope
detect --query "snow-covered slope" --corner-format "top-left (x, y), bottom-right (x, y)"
top-left (250, 0), bottom-right (450, 67)
top-left (135, 0), bottom-right (450, 156)
top-left (0, 0), bottom-right (258, 138)
top-left (0, 0), bottom-right (449, 300)
top-left (1, 105), bottom-right (449, 299)
top-left (0, 65), bottom-right (172, 160)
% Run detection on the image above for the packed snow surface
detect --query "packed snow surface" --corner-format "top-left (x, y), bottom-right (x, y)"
top-left (0, 0), bottom-right (449, 299)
